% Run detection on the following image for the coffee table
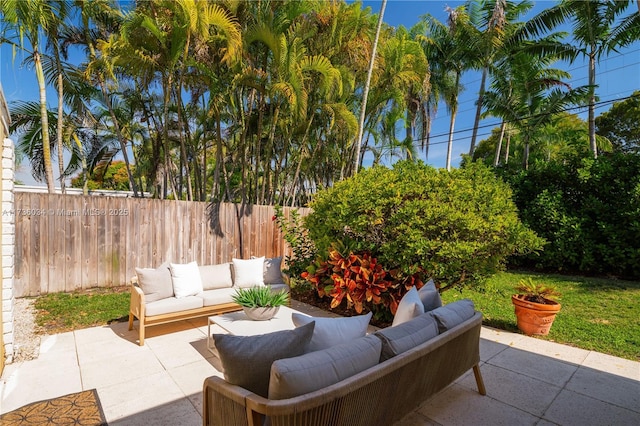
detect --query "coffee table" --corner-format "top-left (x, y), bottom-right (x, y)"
top-left (207, 306), bottom-right (308, 354)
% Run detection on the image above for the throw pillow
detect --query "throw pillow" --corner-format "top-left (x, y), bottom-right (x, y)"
top-left (268, 334), bottom-right (382, 400)
top-left (213, 322), bottom-right (315, 398)
top-left (292, 312), bottom-right (373, 352)
top-left (170, 261), bottom-right (203, 298)
top-left (199, 263), bottom-right (233, 290)
top-left (429, 299), bottom-right (476, 333)
top-left (263, 257), bottom-right (284, 284)
top-left (418, 279), bottom-right (443, 312)
top-left (232, 257), bottom-right (265, 288)
top-left (392, 286), bottom-right (424, 327)
top-left (135, 262), bottom-right (173, 302)
top-left (374, 313), bottom-right (439, 362)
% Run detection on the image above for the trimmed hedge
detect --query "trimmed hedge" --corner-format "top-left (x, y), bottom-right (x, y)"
top-left (499, 152), bottom-right (640, 278)
top-left (304, 161), bottom-right (544, 293)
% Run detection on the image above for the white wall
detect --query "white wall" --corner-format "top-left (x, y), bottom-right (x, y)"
top-left (2, 137), bottom-right (15, 362)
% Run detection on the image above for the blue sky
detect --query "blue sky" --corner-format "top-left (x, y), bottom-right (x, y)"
top-left (1, 0), bottom-right (639, 185)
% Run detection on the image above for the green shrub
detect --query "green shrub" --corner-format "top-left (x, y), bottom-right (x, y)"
top-left (304, 161), bottom-right (544, 296)
top-left (500, 152), bottom-right (640, 278)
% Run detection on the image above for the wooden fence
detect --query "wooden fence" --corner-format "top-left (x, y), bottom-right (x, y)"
top-left (14, 192), bottom-right (310, 297)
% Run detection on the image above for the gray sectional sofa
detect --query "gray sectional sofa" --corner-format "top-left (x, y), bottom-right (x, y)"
top-left (203, 286), bottom-right (486, 426)
top-left (128, 257), bottom-right (288, 346)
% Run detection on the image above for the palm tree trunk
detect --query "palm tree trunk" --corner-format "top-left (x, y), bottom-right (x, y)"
top-left (446, 108), bottom-right (457, 171)
top-left (493, 121), bottom-right (507, 167)
top-left (57, 70), bottom-right (66, 193)
top-left (588, 51), bottom-right (597, 158)
top-left (469, 66), bottom-right (488, 155)
top-left (354, 0), bottom-right (387, 174)
top-left (504, 130), bottom-right (511, 164)
top-left (34, 51), bottom-right (55, 193)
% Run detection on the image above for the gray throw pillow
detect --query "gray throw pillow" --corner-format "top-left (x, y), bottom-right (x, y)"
top-left (292, 312), bottom-right (372, 352)
top-left (418, 279), bottom-right (442, 312)
top-left (263, 257), bottom-right (284, 284)
top-left (268, 334), bottom-right (382, 400)
top-left (429, 299), bottom-right (476, 333)
top-left (392, 286), bottom-right (424, 326)
top-left (374, 313), bottom-right (439, 362)
top-left (212, 322), bottom-right (315, 398)
top-left (135, 262), bottom-right (173, 302)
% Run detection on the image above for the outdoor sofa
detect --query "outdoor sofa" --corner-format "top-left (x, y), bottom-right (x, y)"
top-left (128, 257), bottom-right (288, 346)
top-left (203, 284), bottom-right (486, 426)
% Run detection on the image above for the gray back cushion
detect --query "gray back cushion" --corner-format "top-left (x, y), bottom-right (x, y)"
top-left (418, 279), bottom-right (443, 312)
top-left (429, 299), bottom-right (476, 333)
top-left (135, 262), bottom-right (173, 302)
top-left (374, 313), bottom-right (439, 362)
top-left (268, 334), bottom-right (382, 400)
top-left (212, 322), bottom-right (314, 398)
top-left (292, 312), bottom-right (372, 352)
top-left (199, 263), bottom-right (233, 290)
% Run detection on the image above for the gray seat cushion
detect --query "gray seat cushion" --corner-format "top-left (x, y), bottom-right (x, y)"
top-left (374, 313), bottom-right (439, 362)
top-left (144, 296), bottom-right (203, 316)
top-left (212, 322), bottom-right (315, 398)
top-left (292, 312), bottom-right (372, 352)
top-left (268, 334), bottom-right (382, 400)
top-left (135, 262), bottom-right (173, 302)
top-left (429, 299), bottom-right (476, 333)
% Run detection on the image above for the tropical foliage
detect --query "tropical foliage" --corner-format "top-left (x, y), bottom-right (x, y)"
top-left (2, 0), bottom-right (637, 200)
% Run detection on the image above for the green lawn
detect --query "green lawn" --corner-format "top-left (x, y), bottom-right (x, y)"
top-left (441, 270), bottom-right (640, 361)
top-left (30, 271), bottom-right (640, 361)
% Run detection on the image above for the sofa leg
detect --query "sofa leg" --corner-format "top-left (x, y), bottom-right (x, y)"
top-left (473, 364), bottom-right (486, 395)
top-left (139, 323), bottom-right (145, 346)
top-left (128, 313), bottom-right (134, 331)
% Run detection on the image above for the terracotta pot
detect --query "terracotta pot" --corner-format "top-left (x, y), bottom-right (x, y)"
top-left (243, 306), bottom-right (280, 321)
top-left (511, 294), bottom-right (561, 336)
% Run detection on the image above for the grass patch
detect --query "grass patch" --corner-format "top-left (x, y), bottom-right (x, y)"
top-left (30, 271), bottom-right (640, 361)
top-left (34, 286), bottom-right (130, 334)
top-left (441, 271), bottom-right (640, 361)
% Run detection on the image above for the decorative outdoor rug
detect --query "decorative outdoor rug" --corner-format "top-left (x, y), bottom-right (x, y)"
top-left (0, 389), bottom-right (108, 425)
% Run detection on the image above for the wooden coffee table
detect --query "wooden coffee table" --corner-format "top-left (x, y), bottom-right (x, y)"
top-left (207, 306), bottom-right (308, 354)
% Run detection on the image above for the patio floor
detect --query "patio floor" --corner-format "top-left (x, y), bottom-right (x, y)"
top-left (1, 300), bottom-right (639, 425)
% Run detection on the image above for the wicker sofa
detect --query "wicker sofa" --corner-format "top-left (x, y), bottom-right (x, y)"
top-left (203, 300), bottom-right (486, 426)
top-left (128, 257), bottom-right (288, 346)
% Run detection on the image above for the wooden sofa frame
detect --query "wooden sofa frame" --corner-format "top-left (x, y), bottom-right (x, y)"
top-left (203, 311), bottom-right (486, 426)
top-left (128, 276), bottom-right (241, 346)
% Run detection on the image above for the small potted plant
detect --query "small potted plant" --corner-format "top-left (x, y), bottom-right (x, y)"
top-left (511, 278), bottom-right (561, 336)
top-left (232, 286), bottom-right (289, 321)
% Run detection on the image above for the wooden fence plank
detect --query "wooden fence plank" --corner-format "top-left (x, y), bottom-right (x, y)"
top-left (13, 192), bottom-right (310, 296)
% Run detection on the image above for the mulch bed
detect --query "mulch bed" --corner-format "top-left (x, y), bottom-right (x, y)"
top-left (290, 287), bottom-right (392, 329)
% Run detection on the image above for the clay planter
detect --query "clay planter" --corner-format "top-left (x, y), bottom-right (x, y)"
top-left (511, 294), bottom-right (561, 336)
top-left (243, 306), bottom-right (280, 321)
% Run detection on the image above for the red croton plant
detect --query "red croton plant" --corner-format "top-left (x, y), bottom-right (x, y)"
top-left (301, 248), bottom-right (425, 315)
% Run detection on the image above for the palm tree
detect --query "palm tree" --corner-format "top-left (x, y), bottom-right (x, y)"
top-left (483, 51), bottom-right (589, 169)
top-left (467, 0), bottom-right (535, 156)
top-left (524, 0), bottom-right (640, 158)
top-left (354, 0), bottom-right (387, 174)
top-left (420, 6), bottom-right (477, 171)
top-left (1, 0), bottom-right (63, 192)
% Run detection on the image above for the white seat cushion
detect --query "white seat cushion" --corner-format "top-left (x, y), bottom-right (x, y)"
top-left (145, 296), bottom-right (203, 316)
top-left (200, 288), bottom-right (237, 306)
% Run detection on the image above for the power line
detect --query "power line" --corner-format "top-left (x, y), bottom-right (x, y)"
top-left (409, 93), bottom-right (639, 148)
